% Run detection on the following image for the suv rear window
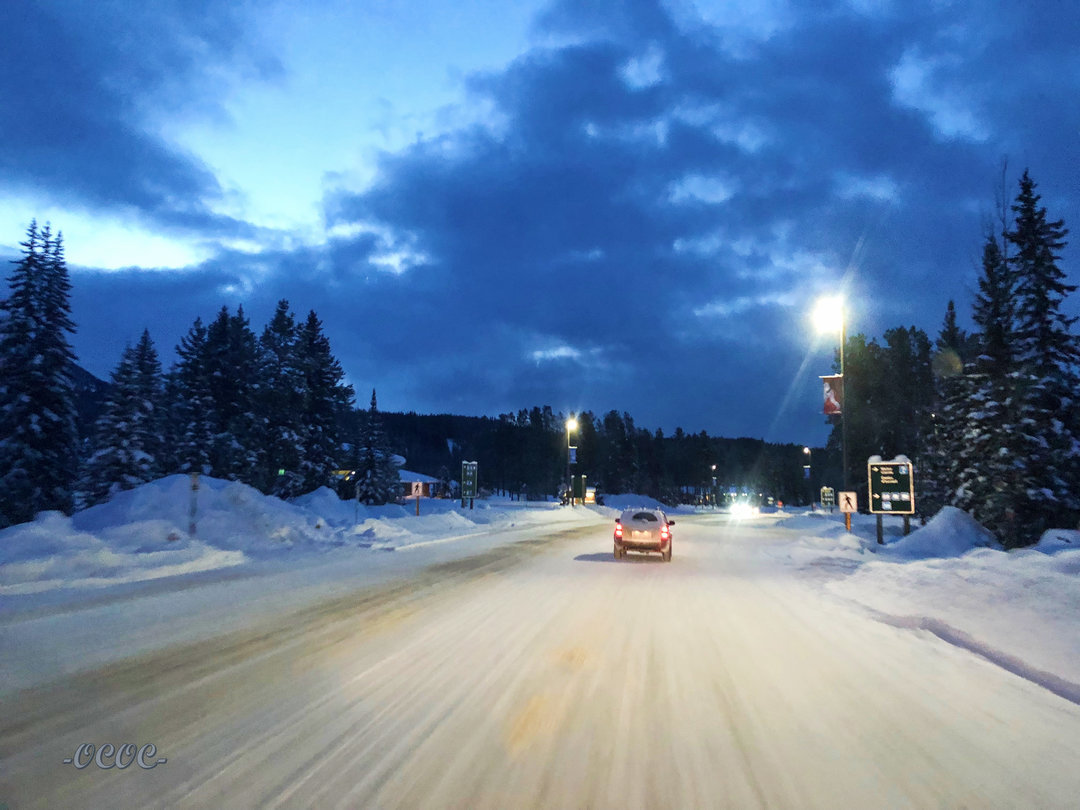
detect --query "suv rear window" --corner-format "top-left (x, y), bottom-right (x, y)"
top-left (632, 512), bottom-right (658, 521)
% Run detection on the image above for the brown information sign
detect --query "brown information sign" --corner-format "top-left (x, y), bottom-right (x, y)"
top-left (868, 461), bottom-right (915, 515)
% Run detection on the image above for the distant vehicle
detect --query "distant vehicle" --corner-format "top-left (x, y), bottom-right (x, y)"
top-left (614, 508), bottom-right (674, 561)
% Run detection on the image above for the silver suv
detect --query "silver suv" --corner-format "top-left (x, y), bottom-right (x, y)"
top-left (614, 508), bottom-right (674, 561)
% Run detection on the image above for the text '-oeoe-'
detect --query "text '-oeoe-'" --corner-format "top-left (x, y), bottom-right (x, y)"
top-left (63, 743), bottom-right (167, 770)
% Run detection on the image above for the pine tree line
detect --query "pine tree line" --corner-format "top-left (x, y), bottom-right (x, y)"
top-left (919, 170), bottom-right (1079, 547)
top-left (76, 299), bottom-right (360, 506)
top-left (0, 220), bottom-right (401, 526)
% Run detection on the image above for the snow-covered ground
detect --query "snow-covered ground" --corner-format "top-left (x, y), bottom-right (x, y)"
top-left (3, 482), bottom-right (1080, 808)
top-left (744, 505), bottom-right (1080, 700)
top-left (2, 476), bottom-right (1078, 701)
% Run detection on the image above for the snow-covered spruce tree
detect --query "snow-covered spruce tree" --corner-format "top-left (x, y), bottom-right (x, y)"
top-left (0, 222), bottom-right (79, 526)
top-left (918, 301), bottom-right (972, 519)
top-left (354, 389), bottom-right (399, 505)
top-left (1000, 170), bottom-right (1079, 546)
top-left (132, 330), bottom-right (165, 474)
top-left (256, 299), bottom-right (306, 497)
top-left (204, 306), bottom-right (264, 483)
top-left (296, 310), bottom-right (353, 494)
top-left (953, 235), bottom-right (1017, 532)
top-left (168, 317), bottom-right (216, 476)
top-left (80, 333), bottom-right (164, 505)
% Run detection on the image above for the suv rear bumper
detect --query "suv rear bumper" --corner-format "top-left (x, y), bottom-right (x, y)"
top-left (615, 535), bottom-right (668, 552)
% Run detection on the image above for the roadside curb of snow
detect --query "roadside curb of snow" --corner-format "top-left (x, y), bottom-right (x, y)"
top-left (863, 608), bottom-right (1080, 708)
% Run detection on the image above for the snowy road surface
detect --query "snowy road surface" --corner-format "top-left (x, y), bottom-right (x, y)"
top-left (3, 513), bottom-right (1079, 808)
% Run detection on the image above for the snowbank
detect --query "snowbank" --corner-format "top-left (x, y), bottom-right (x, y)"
top-left (0, 510), bottom-right (244, 596)
top-left (768, 506), bottom-right (1080, 686)
top-left (883, 506), bottom-right (1000, 558)
top-left (0, 475), bottom-right (606, 597)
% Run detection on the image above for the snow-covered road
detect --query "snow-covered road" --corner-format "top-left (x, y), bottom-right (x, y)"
top-left (3, 513), bottom-right (1079, 808)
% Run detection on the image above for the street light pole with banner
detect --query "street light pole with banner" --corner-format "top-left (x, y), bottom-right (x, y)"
top-left (821, 375), bottom-right (843, 416)
top-left (813, 296), bottom-right (849, 491)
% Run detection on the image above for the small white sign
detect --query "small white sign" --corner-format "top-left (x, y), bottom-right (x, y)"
top-left (839, 491), bottom-right (858, 513)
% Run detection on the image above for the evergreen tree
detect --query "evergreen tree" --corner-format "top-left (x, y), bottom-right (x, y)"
top-left (0, 222), bottom-right (79, 525)
top-left (354, 389), bottom-right (399, 505)
top-left (999, 170), bottom-right (1079, 545)
top-left (257, 300), bottom-right (305, 496)
top-left (80, 334), bottom-right (163, 505)
top-left (204, 306), bottom-right (263, 481)
top-left (296, 310), bottom-right (353, 493)
top-left (953, 236), bottom-right (1017, 529)
top-left (132, 330), bottom-right (165, 475)
top-left (918, 302), bottom-right (966, 519)
top-left (169, 317), bottom-right (216, 475)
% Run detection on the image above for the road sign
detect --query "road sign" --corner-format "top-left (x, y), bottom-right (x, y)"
top-left (572, 474), bottom-right (587, 500)
top-left (461, 461), bottom-right (478, 499)
top-left (838, 491), bottom-right (857, 513)
top-left (868, 460), bottom-right (915, 515)
top-left (820, 486), bottom-right (835, 507)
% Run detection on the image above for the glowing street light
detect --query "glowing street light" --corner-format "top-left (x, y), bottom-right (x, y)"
top-left (565, 417), bottom-right (578, 506)
top-left (813, 296), bottom-right (849, 490)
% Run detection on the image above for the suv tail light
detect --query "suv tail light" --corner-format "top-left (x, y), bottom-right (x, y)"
top-left (614, 521), bottom-right (623, 539)
top-left (660, 524), bottom-right (670, 544)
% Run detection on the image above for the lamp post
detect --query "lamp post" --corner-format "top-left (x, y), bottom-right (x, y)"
top-left (813, 296), bottom-right (849, 490)
top-left (565, 417), bottom-right (578, 506)
top-left (802, 446), bottom-right (812, 505)
top-left (711, 464), bottom-right (717, 508)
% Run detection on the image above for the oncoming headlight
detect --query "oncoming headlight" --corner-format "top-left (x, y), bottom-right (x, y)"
top-left (731, 502), bottom-right (756, 519)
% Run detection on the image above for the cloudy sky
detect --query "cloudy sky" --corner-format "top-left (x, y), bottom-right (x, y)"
top-left (2, 0), bottom-right (1077, 446)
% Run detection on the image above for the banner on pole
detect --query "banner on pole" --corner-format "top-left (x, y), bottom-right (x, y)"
top-left (821, 374), bottom-right (843, 415)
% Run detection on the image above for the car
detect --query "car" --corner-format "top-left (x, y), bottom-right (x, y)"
top-left (614, 508), bottom-right (674, 561)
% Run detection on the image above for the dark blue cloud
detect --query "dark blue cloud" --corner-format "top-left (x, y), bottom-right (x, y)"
top-left (0, 0), bottom-right (279, 236)
top-left (10, 0), bottom-right (1077, 445)
top-left (315, 0), bottom-right (1078, 442)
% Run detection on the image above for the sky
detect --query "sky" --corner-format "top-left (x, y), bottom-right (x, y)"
top-left (2, 0), bottom-right (1077, 447)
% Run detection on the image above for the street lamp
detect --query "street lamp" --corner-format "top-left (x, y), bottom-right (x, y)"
top-left (803, 446), bottom-right (812, 505)
top-left (565, 417), bottom-right (578, 505)
top-left (813, 296), bottom-right (849, 490)
top-left (711, 464), bottom-right (717, 508)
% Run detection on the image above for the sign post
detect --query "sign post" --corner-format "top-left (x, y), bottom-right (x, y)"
top-left (572, 474), bottom-right (587, 503)
top-left (820, 486), bottom-right (835, 513)
top-left (189, 473), bottom-right (199, 536)
top-left (868, 459), bottom-right (915, 544)
top-left (838, 491), bottom-right (857, 532)
top-left (461, 461), bottom-right (478, 510)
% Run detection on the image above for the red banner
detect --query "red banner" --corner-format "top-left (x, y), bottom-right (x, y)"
top-left (821, 375), bottom-right (843, 415)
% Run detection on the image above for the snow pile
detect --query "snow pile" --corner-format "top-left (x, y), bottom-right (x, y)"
top-left (0, 475), bottom-right (606, 596)
top-left (1035, 528), bottom-right (1080, 554)
top-left (762, 507), bottom-right (1080, 684)
top-left (882, 506), bottom-right (1000, 558)
top-left (0, 510), bottom-right (244, 596)
top-left (72, 475), bottom-right (333, 555)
